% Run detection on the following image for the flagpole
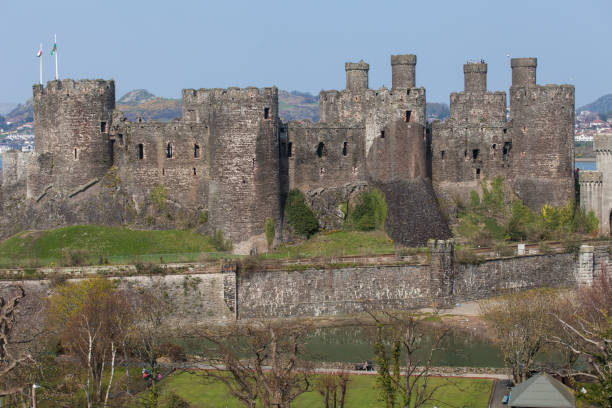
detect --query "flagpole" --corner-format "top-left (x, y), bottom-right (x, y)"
top-left (39, 43), bottom-right (43, 85)
top-left (54, 34), bottom-right (58, 80)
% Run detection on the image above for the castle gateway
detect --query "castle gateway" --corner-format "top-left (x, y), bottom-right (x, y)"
top-left (0, 55), bottom-right (575, 253)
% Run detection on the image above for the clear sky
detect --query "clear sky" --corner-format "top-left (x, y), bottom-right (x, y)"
top-left (2, 0), bottom-right (610, 106)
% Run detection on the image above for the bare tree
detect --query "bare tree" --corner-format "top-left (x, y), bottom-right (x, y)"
top-left (480, 288), bottom-right (561, 384)
top-left (0, 286), bottom-right (34, 399)
top-left (197, 322), bottom-right (311, 408)
top-left (368, 311), bottom-right (452, 408)
top-left (549, 274), bottom-right (612, 407)
top-left (49, 278), bottom-right (134, 407)
top-left (316, 372), bottom-right (350, 408)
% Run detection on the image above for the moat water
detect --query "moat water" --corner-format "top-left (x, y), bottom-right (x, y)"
top-left (177, 325), bottom-right (563, 368)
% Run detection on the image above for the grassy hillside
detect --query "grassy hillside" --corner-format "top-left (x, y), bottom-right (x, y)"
top-left (264, 230), bottom-right (395, 259)
top-left (0, 225), bottom-right (225, 267)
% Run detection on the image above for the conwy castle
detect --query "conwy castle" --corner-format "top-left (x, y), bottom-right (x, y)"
top-left (0, 54), bottom-right (576, 253)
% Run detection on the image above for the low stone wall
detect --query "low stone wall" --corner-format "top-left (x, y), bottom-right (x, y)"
top-left (453, 253), bottom-right (577, 302)
top-left (1, 241), bottom-right (608, 323)
top-left (237, 264), bottom-right (434, 319)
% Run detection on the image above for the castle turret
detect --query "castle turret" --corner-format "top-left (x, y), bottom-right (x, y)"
top-left (509, 58), bottom-right (574, 209)
top-left (32, 79), bottom-right (115, 195)
top-left (391, 54), bottom-right (416, 89)
top-left (345, 61), bottom-right (369, 92)
top-left (511, 58), bottom-right (537, 88)
top-left (463, 62), bottom-right (487, 93)
top-left (182, 87), bottom-right (281, 253)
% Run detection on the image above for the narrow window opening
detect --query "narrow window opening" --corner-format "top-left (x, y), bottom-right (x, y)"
top-left (380, 130), bottom-right (385, 139)
top-left (316, 142), bottom-right (326, 158)
top-left (342, 142), bottom-right (348, 156)
top-left (166, 143), bottom-right (173, 158)
top-left (503, 129), bottom-right (507, 134)
top-left (100, 121), bottom-right (107, 133)
top-left (74, 148), bottom-right (78, 160)
top-left (288, 142), bottom-right (293, 157)
top-left (194, 144), bottom-right (200, 158)
top-left (503, 141), bottom-right (512, 161)
top-left (118, 134), bottom-right (124, 145)
top-left (162, 168), bottom-right (165, 175)
top-left (109, 140), bottom-right (115, 163)
top-left (476, 168), bottom-right (481, 179)
top-left (491, 144), bottom-right (496, 158)
top-left (138, 144), bottom-right (144, 160)
top-left (464, 150), bottom-right (468, 158)
top-left (252, 158), bottom-right (255, 169)
top-left (472, 149), bottom-right (480, 160)
top-left (193, 168), bottom-right (197, 176)
top-left (441, 150), bottom-right (445, 160)
top-left (264, 107), bottom-right (270, 119)
top-left (404, 110), bottom-right (412, 122)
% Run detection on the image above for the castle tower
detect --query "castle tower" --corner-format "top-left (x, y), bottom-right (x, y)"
top-left (391, 54), bottom-right (416, 89)
top-left (510, 58), bottom-right (575, 209)
top-left (345, 61), bottom-right (369, 92)
top-left (32, 79), bottom-right (115, 195)
top-left (463, 62), bottom-right (487, 93)
top-left (511, 58), bottom-right (537, 88)
top-left (182, 87), bottom-right (281, 253)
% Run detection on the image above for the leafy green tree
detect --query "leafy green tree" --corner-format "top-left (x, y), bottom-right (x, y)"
top-left (284, 190), bottom-right (319, 238)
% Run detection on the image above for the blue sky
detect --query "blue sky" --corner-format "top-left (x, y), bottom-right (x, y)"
top-left (2, 0), bottom-right (611, 106)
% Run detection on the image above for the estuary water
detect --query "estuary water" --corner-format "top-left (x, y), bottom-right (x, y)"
top-left (177, 325), bottom-right (563, 368)
top-left (576, 160), bottom-right (596, 171)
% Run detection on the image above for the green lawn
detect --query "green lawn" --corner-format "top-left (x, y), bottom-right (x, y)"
top-left (263, 230), bottom-right (396, 259)
top-left (152, 371), bottom-right (493, 408)
top-left (0, 226), bottom-right (403, 268)
top-left (0, 225), bottom-right (230, 267)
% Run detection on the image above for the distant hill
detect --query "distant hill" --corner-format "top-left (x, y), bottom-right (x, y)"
top-left (427, 103), bottom-right (450, 120)
top-left (5, 99), bottom-right (33, 125)
top-left (117, 89), bottom-right (156, 106)
top-left (4, 89), bottom-right (452, 128)
top-left (279, 90), bottom-right (319, 122)
top-left (578, 94), bottom-right (612, 114)
top-left (0, 103), bottom-right (17, 116)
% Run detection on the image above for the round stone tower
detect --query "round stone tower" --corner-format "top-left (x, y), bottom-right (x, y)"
top-left (391, 54), bottom-right (416, 89)
top-left (33, 79), bottom-right (115, 194)
top-left (511, 58), bottom-right (537, 88)
top-left (345, 61), bottom-right (369, 92)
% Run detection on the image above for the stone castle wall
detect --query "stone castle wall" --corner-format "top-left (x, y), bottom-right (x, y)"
top-left (2, 242), bottom-right (599, 324)
top-left (431, 58), bottom-right (575, 211)
top-left (0, 54), bottom-right (576, 252)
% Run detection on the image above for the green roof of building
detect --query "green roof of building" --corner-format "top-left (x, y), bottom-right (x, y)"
top-left (509, 372), bottom-right (576, 408)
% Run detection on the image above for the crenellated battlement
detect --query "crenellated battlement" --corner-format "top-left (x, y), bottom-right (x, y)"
top-left (33, 79), bottom-right (114, 98)
top-left (578, 171), bottom-right (603, 183)
top-left (0, 52), bottom-right (576, 253)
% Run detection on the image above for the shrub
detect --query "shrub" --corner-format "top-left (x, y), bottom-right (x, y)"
top-left (265, 218), bottom-right (275, 249)
top-left (454, 248), bottom-right (485, 265)
top-left (150, 185), bottom-right (167, 210)
top-left (284, 190), bottom-right (319, 238)
top-left (199, 210), bottom-right (208, 224)
top-left (237, 256), bottom-right (262, 278)
top-left (211, 229), bottom-right (232, 252)
top-left (60, 248), bottom-right (90, 267)
top-left (157, 342), bottom-right (186, 362)
top-left (345, 188), bottom-right (387, 231)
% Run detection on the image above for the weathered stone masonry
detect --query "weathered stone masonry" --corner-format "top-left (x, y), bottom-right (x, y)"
top-left (3, 241), bottom-right (600, 324)
top-left (0, 54), bottom-right (575, 252)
